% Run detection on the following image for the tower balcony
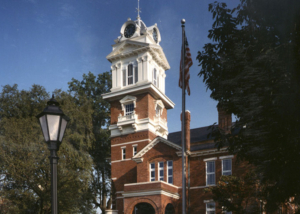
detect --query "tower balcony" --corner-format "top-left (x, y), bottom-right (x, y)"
top-left (117, 112), bottom-right (138, 131)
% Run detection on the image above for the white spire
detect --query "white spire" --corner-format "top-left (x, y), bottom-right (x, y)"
top-left (136, 0), bottom-right (141, 20)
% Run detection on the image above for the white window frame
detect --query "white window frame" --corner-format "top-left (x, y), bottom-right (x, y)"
top-left (206, 161), bottom-right (215, 186)
top-left (150, 163), bottom-right (155, 182)
top-left (206, 202), bottom-right (216, 214)
top-left (121, 147), bottom-right (126, 160)
top-left (222, 159), bottom-right (232, 176)
top-left (125, 103), bottom-right (134, 116)
top-left (132, 145), bottom-right (137, 156)
top-left (123, 63), bottom-right (138, 87)
top-left (158, 162), bottom-right (164, 181)
top-left (167, 160), bottom-right (173, 184)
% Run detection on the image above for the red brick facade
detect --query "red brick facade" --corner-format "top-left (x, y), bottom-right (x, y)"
top-left (105, 88), bottom-right (248, 214)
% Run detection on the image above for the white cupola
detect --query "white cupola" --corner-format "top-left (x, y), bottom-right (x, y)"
top-left (104, 16), bottom-right (173, 108)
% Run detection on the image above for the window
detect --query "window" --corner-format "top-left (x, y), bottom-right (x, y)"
top-left (122, 148), bottom-right (126, 160)
top-left (133, 146), bottom-right (137, 156)
top-left (123, 63), bottom-right (138, 86)
top-left (153, 68), bottom-right (157, 86)
top-left (156, 105), bottom-right (162, 117)
top-left (222, 159), bottom-right (232, 176)
top-left (167, 160), bottom-right (173, 184)
top-left (158, 162), bottom-right (164, 181)
top-left (128, 64), bottom-right (133, 85)
top-left (206, 202), bottom-right (215, 214)
top-left (206, 161), bottom-right (215, 185)
top-left (134, 66), bottom-right (138, 83)
top-left (125, 103), bottom-right (134, 116)
top-left (150, 163), bottom-right (155, 181)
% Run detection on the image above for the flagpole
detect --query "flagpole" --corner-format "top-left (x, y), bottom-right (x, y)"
top-left (181, 18), bottom-right (186, 214)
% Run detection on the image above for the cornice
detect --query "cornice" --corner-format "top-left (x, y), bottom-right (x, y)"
top-left (102, 82), bottom-right (175, 109)
top-left (132, 137), bottom-right (181, 163)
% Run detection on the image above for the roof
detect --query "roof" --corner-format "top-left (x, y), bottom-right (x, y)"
top-left (167, 125), bottom-right (216, 146)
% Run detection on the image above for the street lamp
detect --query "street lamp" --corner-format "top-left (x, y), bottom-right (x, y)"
top-left (36, 95), bottom-right (70, 214)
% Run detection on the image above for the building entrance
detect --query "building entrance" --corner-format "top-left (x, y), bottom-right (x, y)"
top-left (132, 202), bottom-right (155, 214)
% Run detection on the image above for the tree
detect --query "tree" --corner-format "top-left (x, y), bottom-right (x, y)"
top-left (0, 84), bottom-right (96, 213)
top-left (204, 173), bottom-right (262, 214)
top-left (68, 71), bottom-right (112, 213)
top-left (197, 0), bottom-right (300, 212)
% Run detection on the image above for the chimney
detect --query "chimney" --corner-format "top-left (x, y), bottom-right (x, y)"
top-left (181, 110), bottom-right (191, 151)
top-left (217, 106), bottom-right (232, 133)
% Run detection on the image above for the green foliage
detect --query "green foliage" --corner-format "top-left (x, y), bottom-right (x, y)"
top-left (0, 84), bottom-right (95, 213)
top-left (68, 71), bottom-right (112, 213)
top-left (197, 0), bottom-right (300, 211)
top-left (204, 173), bottom-right (261, 214)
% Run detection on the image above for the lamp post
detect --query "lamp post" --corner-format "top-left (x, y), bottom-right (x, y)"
top-left (36, 95), bottom-right (70, 214)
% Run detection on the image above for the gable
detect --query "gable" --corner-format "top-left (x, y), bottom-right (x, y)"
top-left (132, 136), bottom-right (181, 163)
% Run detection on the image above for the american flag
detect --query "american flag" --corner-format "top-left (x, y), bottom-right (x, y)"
top-left (179, 32), bottom-right (193, 95)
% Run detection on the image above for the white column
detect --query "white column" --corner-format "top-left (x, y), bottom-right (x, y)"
top-left (111, 65), bottom-right (117, 89)
top-left (162, 73), bottom-right (166, 94)
top-left (137, 57), bottom-right (143, 83)
top-left (116, 63), bottom-right (122, 88)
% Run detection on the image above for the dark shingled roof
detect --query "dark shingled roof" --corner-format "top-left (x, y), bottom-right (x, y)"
top-left (167, 125), bottom-right (216, 146)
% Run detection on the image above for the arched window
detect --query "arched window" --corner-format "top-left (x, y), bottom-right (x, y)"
top-left (132, 203), bottom-right (155, 214)
top-left (165, 203), bottom-right (175, 214)
top-left (123, 63), bottom-right (138, 87)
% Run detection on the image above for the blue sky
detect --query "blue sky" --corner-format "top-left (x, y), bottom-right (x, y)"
top-left (0, 0), bottom-right (239, 133)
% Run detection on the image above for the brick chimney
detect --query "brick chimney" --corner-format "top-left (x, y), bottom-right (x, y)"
top-left (181, 110), bottom-right (191, 151)
top-left (217, 106), bottom-right (232, 133)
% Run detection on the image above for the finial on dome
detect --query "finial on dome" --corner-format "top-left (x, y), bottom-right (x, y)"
top-left (136, 0), bottom-right (141, 20)
top-left (128, 18), bottom-right (131, 21)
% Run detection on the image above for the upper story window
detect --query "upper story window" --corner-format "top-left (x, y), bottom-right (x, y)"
top-left (133, 145), bottom-right (137, 156)
top-left (167, 160), bottom-right (173, 184)
top-left (123, 63), bottom-right (138, 87)
top-left (222, 159), bottom-right (232, 176)
top-left (125, 103), bottom-right (134, 116)
top-left (206, 161), bottom-right (215, 186)
top-left (206, 202), bottom-right (215, 214)
top-left (150, 163), bottom-right (155, 181)
top-left (122, 147), bottom-right (126, 160)
top-left (158, 162), bottom-right (164, 181)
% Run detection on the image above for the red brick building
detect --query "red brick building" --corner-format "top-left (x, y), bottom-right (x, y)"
top-left (102, 16), bottom-right (243, 214)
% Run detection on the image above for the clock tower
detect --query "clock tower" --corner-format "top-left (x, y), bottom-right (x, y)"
top-left (102, 15), bottom-right (175, 213)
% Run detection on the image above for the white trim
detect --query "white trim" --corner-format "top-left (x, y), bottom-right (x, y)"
top-left (112, 177), bottom-right (117, 180)
top-left (190, 148), bottom-right (227, 157)
top-left (116, 196), bottom-right (124, 199)
top-left (150, 162), bottom-right (155, 181)
top-left (121, 146), bottom-right (126, 148)
top-left (124, 180), bottom-right (179, 189)
top-left (167, 160), bottom-right (173, 184)
top-left (222, 158), bottom-right (232, 176)
top-left (116, 191), bottom-right (124, 194)
top-left (206, 160), bottom-right (216, 186)
top-left (219, 155), bottom-right (234, 160)
top-left (132, 137), bottom-right (181, 162)
top-left (203, 157), bottom-right (217, 162)
top-left (111, 139), bottom-right (151, 147)
top-left (132, 144), bottom-right (138, 146)
top-left (102, 82), bottom-right (175, 109)
top-left (111, 158), bottom-right (131, 163)
top-left (158, 161), bottom-right (164, 181)
top-left (204, 199), bottom-right (214, 203)
top-left (190, 185), bottom-right (216, 189)
top-left (123, 190), bottom-right (179, 199)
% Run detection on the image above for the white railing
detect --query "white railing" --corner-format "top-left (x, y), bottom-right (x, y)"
top-left (154, 115), bottom-right (167, 127)
top-left (118, 112), bottom-right (136, 122)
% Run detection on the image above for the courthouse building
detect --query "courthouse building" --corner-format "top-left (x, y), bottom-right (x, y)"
top-left (102, 15), bottom-right (245, 214)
